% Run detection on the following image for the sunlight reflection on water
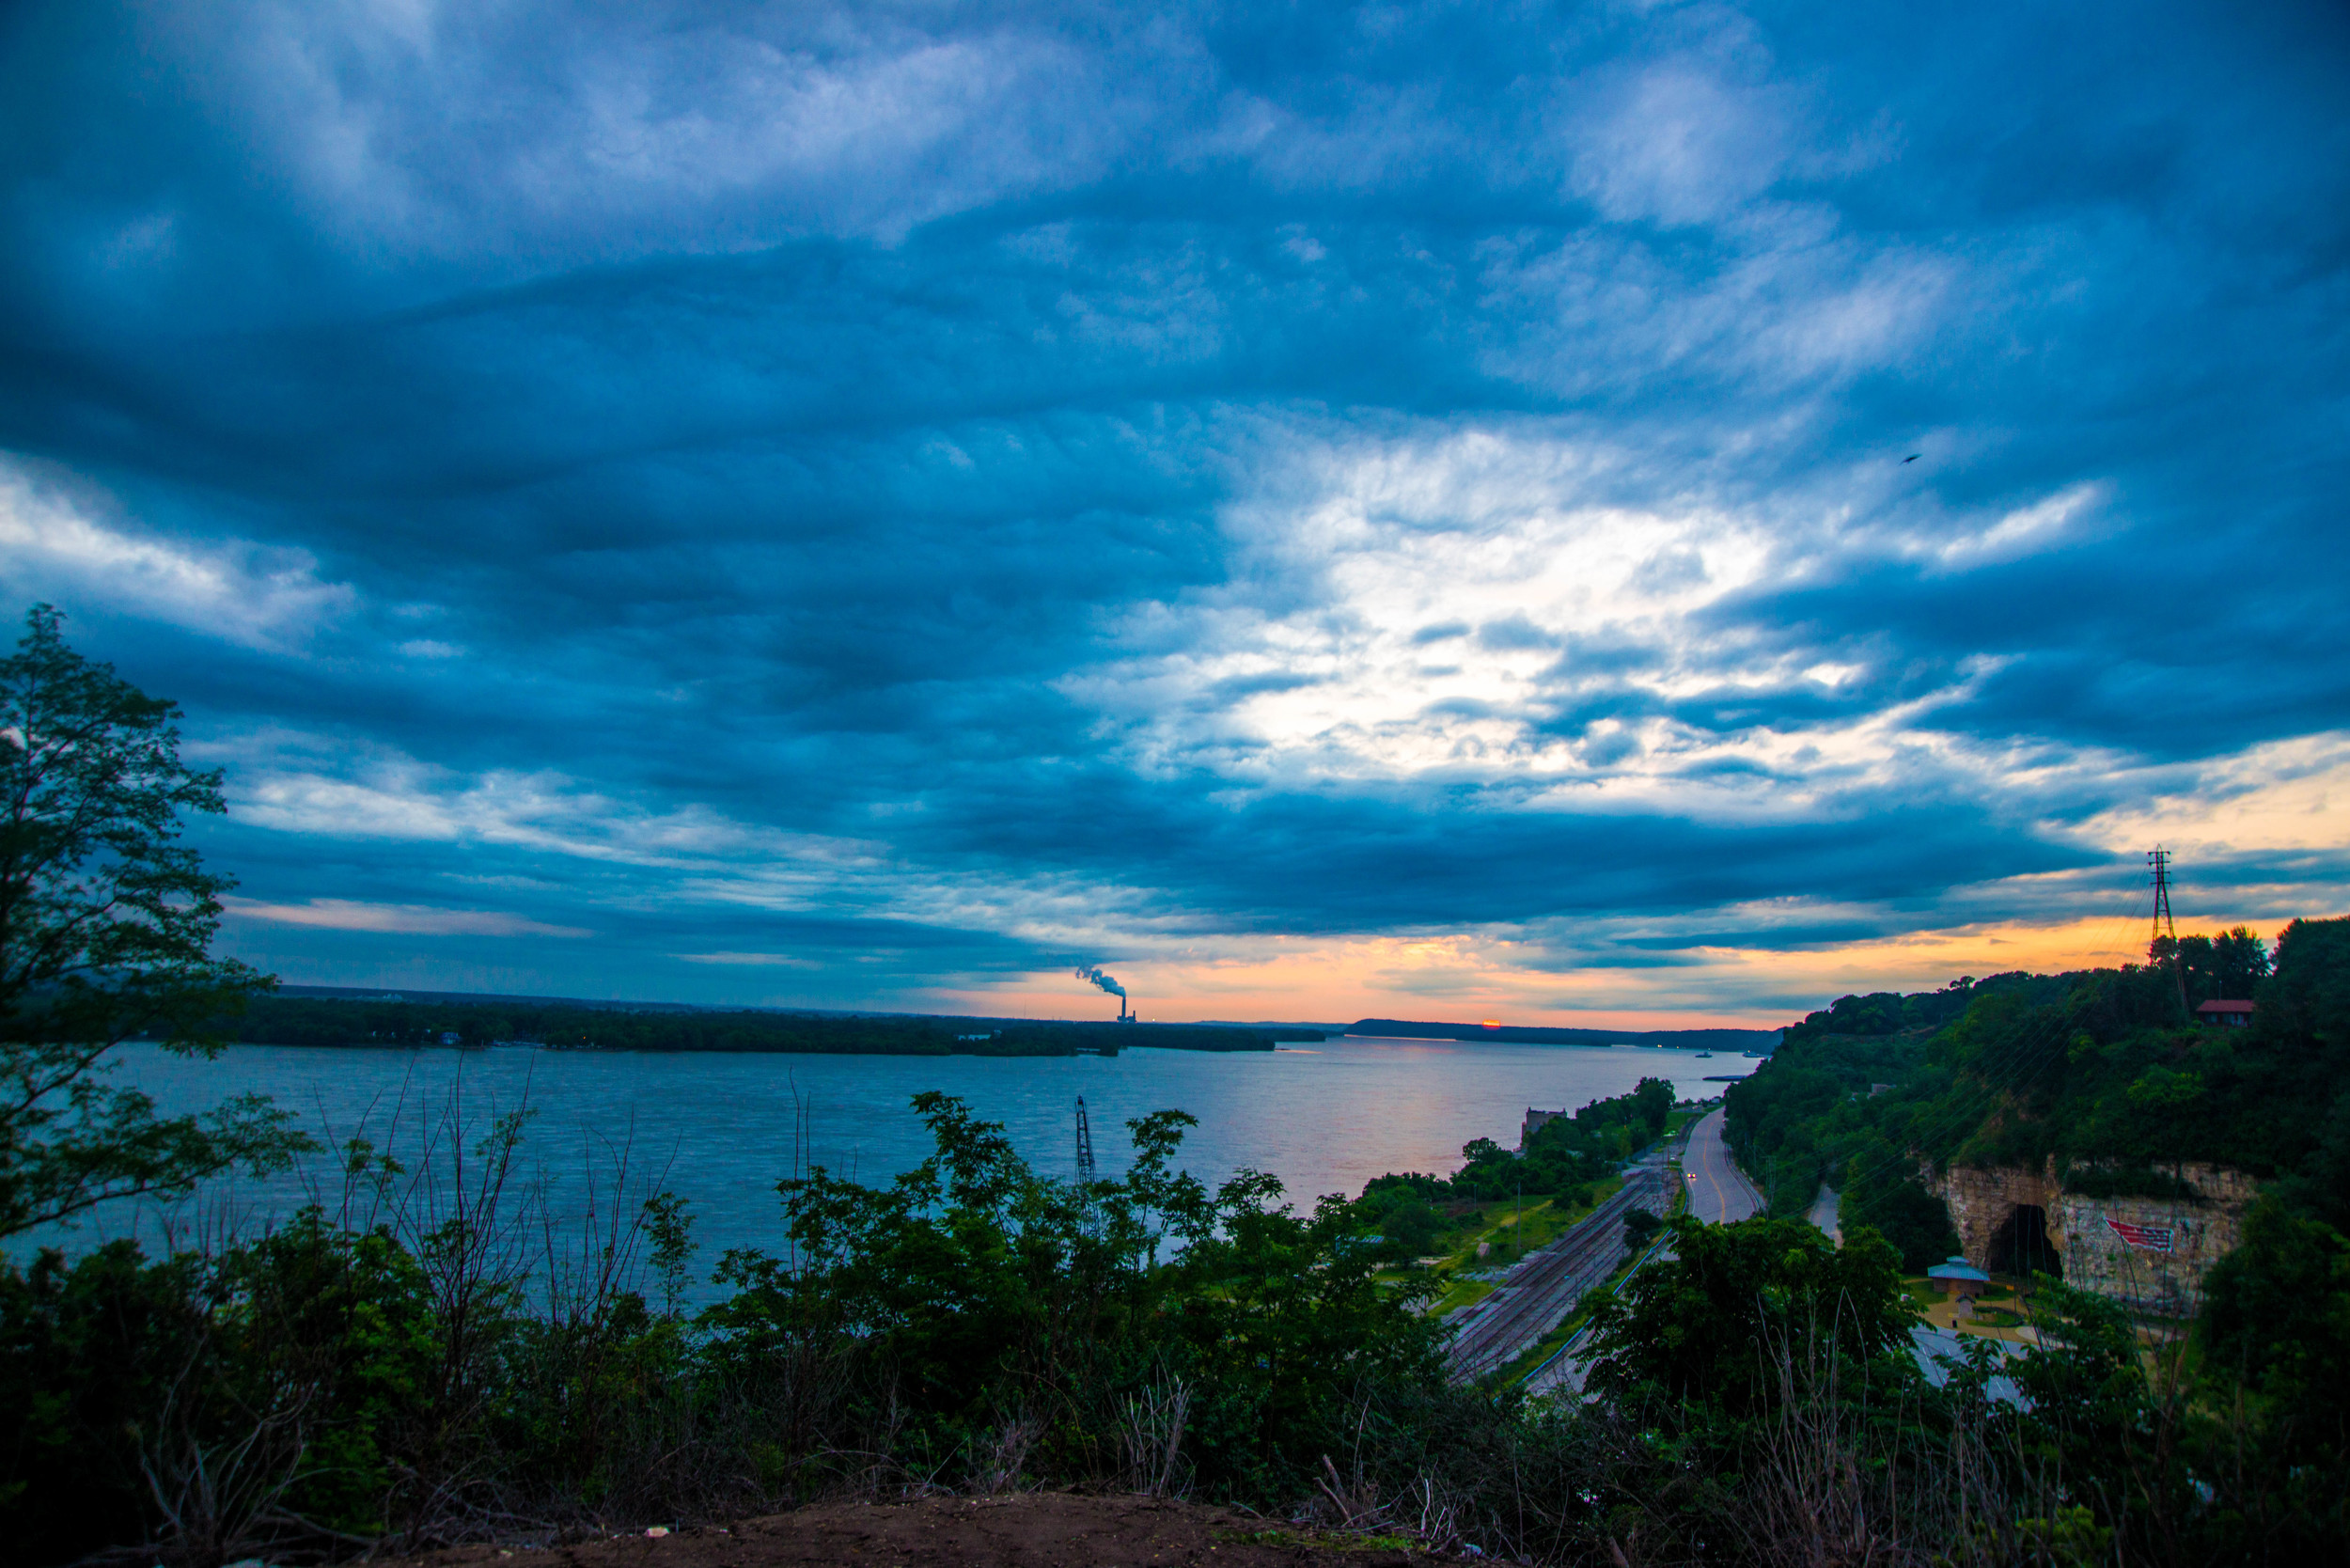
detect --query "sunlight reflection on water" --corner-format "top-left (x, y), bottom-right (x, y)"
top-left (31, 1036), bottom-right (1750, 1300)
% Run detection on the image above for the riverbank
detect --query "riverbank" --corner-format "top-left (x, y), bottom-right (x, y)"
top-left (211, 993), bottom-right (1317, 1055)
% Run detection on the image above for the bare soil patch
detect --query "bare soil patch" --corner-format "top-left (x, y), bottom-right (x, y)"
top-left (379, 1494), bottom-right (1455, 1568)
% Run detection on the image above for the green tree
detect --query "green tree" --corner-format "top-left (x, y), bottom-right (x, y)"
top-left (2009, 1280), bottom-right (2207, 1560)
top-left (2166, 927), bottom-right (2275, 1008)
top-left (1839, 1145), bottom-right (1962, 1272)
top-left (0, 604), bottom-right (300, 1237)
top-left (2260, 916), bottom-right (2350, 1049)
top-left (1578, 1214), bottom-right (1917, 1416)
top-left (2197, 1198), bottom-right (2350, 1486)
top-left (709, 1092), bottom-right (1443, 1498)
top-left (1375, 1197), bottom-right (1444, 1261)
top-left (0, 1240), bottom-right (211, 1560)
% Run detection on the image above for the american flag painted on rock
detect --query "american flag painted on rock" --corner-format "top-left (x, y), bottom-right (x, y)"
top-left (2107, 1218), bottom-right (2175, 1253)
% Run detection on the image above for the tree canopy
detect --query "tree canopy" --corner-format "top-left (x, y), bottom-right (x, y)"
top-left (0, 604), bottom-right (299, 1237)
top-left (1578, 1213), bottom-right (1917, 1417)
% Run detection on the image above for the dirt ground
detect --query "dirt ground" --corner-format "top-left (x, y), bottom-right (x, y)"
top-left (379, 1494), bottom-right (1456, 1568)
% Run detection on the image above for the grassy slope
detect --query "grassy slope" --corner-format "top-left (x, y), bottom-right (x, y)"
top-left (1415, 1177), bottom-right (1629, 1316)
top-left (1496, 1132), bottom-right (1694, 1382)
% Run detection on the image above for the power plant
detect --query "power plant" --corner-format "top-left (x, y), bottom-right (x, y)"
top-left (1073, 963), bottom-right (1132, 1021)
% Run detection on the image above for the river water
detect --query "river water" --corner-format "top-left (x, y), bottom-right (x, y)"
top-left (42, 1037), bottom-right (1751, 1297)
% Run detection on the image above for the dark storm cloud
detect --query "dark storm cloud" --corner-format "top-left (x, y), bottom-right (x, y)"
top-left (2, 0), bottom-right (2346, 1007)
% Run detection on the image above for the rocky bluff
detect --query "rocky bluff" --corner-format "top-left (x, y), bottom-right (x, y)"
top-left (1930, 1160), bottom-right (2257, 1315)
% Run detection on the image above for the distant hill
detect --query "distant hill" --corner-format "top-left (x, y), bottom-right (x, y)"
top-left (1719, 916), bottom-right (2350, 1269)
top-left (230, 988), bottom-right (1321, 1056)
top-left (280, 983), bottom-right (713, 1012)
top-left (276, 983), bottom-right (927, 1016)
top-left (1347, 1018), bottom-right (1781, 1051)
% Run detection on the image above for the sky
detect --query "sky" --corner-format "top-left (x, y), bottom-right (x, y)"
top-left (1, 0), bottom-right (2345, 1027)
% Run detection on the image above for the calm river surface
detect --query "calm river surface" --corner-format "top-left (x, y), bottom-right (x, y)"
top-left (49, 1037), bottom-right (1754, 1296)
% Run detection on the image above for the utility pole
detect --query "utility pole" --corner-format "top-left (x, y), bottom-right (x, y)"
top-left (2150, 847), bottom-right (2186, 1010)
top-left (1074, 1096), bottom-right (1097, 1185)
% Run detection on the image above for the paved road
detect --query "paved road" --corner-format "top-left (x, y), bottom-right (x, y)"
top-left (1522, 1115), bottom-right (1746, 1397)
top-left (1444, 1168), bottom-right (1667, 1380)
top-left (1518, 1113), bottom-right (1778, 1400)
top-left (1681, 1107), bottom-right (1763, 1225)
top-left (1807, 1185), bottom-right (1841, 1241)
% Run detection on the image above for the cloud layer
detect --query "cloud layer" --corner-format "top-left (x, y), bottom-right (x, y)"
top-left (2, 0), bottom-right (2345, 1021)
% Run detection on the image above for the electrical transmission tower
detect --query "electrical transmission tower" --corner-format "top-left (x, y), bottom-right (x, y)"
top-left (2149, 847), bottom-right (2177, 950)
top-left (1074, 1096), bottom-right (1097, 1185)
top-left (2149, 847), bottom-right (2186, 1009)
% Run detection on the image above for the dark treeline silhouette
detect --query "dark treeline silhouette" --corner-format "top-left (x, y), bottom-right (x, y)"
top-left (1350, 1018), bottom-right (1779, 1051)
top-left (215, 994), bottom-right (1319, 1056)
top-left (11, 1076), bottom-right (2348, 1566)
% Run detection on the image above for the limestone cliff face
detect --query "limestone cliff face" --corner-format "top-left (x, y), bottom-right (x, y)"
top-left (1927, 1160), bottom-right (2257, 1316)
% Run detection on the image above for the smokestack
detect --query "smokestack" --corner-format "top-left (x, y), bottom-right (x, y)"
top-left (1074, 964), bottom-right (1129, 1021)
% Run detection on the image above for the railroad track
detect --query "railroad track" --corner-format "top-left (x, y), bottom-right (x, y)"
top-left (1443, 1169), bottom-right (1668, 1380)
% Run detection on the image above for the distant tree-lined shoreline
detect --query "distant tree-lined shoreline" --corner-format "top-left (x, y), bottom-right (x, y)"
top-left (204, 992), bottom-right (1318, 1056)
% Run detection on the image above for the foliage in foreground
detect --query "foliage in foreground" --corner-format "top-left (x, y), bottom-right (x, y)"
top-left (7, 1084), bottom-right (2349, 1568)
top-left (0, 1092), bottom-right (1449, 1564)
